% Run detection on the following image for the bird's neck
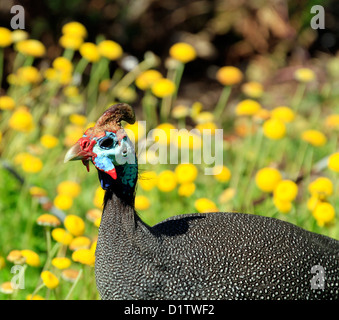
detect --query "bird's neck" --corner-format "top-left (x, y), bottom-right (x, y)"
top-left (101, 163), bottom-right (139, 232)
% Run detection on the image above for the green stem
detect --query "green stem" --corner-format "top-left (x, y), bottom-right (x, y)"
top-left (293, 141), bottom-right (309, 180)
top-left (214, 85), bottom-right (232, 119)
top-left (29, 283), bottom-right (45, 299)
top-left (291, 82), bottom-right (306, 111)
top-left (23, 55), bottom-right (34, 67)
top-left (74, 57), bottom-right (89, 77)
top-left (64, 268), bottom-right (83, 300)
top-left (160, 62), bottom-right (184, 122)
top-left (63, 48), bottom-right (75, 61)
top-left (142, 89), bottom-right (157, 129)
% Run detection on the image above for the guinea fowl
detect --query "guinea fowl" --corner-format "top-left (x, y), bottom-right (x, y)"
top-left (64, 103), bottom-right (339, 300)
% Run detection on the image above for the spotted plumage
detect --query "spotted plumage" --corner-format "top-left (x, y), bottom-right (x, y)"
top-left (65, 103), bottom-right (339, 300)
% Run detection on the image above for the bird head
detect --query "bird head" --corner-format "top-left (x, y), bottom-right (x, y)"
top-left (64, 103), bottom-right (137, 190)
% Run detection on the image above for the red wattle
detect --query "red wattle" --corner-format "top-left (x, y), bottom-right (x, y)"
top-left (107, 168), bottom-right (117, 180)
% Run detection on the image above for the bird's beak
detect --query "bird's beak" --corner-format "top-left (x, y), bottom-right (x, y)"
top-left (64, 141), bottom-right (92, 172)
top-left (64, 142), bottom-right (84, 163)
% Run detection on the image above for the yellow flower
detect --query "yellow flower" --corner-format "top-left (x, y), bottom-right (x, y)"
top-left (135, 195), bottom-right (151, 211)
top-left (7, 250), bottom-right (25, 264)
top-left (328, 152), bottom-right (339, 172)
top-left (135, 70), bottom-right (163, 90)
top-left (124, 121), bottom-right (146, 143)
top-left (36, 214), bottom-right (61, 227)
top-left (178, 182), bottom-right (196, 197)
top-left (90, 240), bottom-right (97, 255)
top-left (254, 108), bottom-right (271, 121)
top-left (17, 66), bottom-right (42, 84)
top-left (153, 123), bottom-right (176, 145)
top-left (151, 78), bottom-right (176, 97)
top-left (174, 163), bottom-right (198, 184)
top-left (194, 111), bottom-right (214, 124)
top-left (241, 81), bottom-right (263, 98)
top-left (325, 114), bottom-right (339, 129)
top-left (273, 180), bottom-right (298, 202)
top-left (59, 34), bottom-right (83, 50)
top-left (115, 86), bottom-right (137, 103)
top-left (301, 130), bottom-right (327, 147)
top-left (263, 118), bottom-right (286, 140)
top-left (61, 269), bottom-right (80, 282)
top-left (21, 155), bottom-right (43, 173)
top-left (216, 66), bottom-right (243, 86)
top-left (26, 294), bottom-right (44, 300)
top-left (308, 177), bottom-right (333, 199)
top-left (94, 186), bottom-right (105, 208)
top-left (212, 165), bottom-right (231, 183)
top-left (99, 79), bottom-right (111, 92)
top-left (255, 167), bottom-right (282, 193)
top-left (64, 214), bottom-right (85, 236)
top-left (40, 134), bottom-right (58, 149)
top-left (139, 171), bottom-right (158, 191)
top-left (270, 106), bottom-right (295, 123)
top-left (157, 170), bottom-right (177, 192)
top-left (64, 126), bottom-right (85, 147)
top-left (0, 256), bottom-right (5, 269)
top-left (57, 181), bottom-right (81, 198)
top-left (307, 195), bottom-right (322, 211)
top-left (63, 86), bottom-right (79, 97)
top-left (169, 42), bottom-right (197, 63)
top-left (44, 68), bottom-right (58, 81)
top-left (94, 217), bottom-right (101, 228)
top-left (20, 250), bottom-right (40, 267)
top-left (86, 208), bottom-right (102, 223)
top-left (195, 122), bottom-right (217, 135)
top-left (72, 249), bottom-right (95, 266)
top-left (312, 202), bottom-right (335, 227)
top-left (79, 42), bottom-right (100, 62)
top-left (175, 130), bottom-right (202, 150)
top-left (0, 96), bottom-right (15, 110)
top-left (98, 40), bottom-right (123, 60)
top-left (0, 282), bottom-right (14, 294)
top-left (9, 107), bottom-right (34, 132)
top-left (29, 186), bottom-right (47, 197)
top-left (218, 188), bottom-right (236, 204)
top-left (190, 101), bottom-right (203, 119)
top-left (51, 228), bottom-right (73, 245)
top-left (41, 271), bottom-right (59, 289)
top-left (62, 21), bottom-right (87, 39)
top-left (194, 198), bottom-right (218, 213)
top-left (16, 39), bottom-right (46, 57)
top-left (11, 30), bottom-right (28, 43)
top-left (294, 68), bottom-right (315, 83)
top-left (235, 99), bottom-right (262, 116)
top-left (273, 197), bottom-right (292, 214)
top-left (14, 152), bottom-right (31, 165)
top-left (69, 114), bottom-right (87, 126)
top-left (171, 104), bottom-right (190, 119)
top-left (53, 57), bottom-right (73, 73)
top-left (54, 194), bottom-right (73, 210)
top-left (69, 236), bottom-right (91, 251)
top-left (0, 27), bottom-right (12, 47)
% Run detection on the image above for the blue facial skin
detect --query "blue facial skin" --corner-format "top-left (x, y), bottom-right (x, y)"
top-left (92, 131), bottom-right (137, 191)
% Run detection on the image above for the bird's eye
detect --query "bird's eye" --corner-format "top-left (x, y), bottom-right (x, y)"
top-left (99, 137), bottom-right (115, 149)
